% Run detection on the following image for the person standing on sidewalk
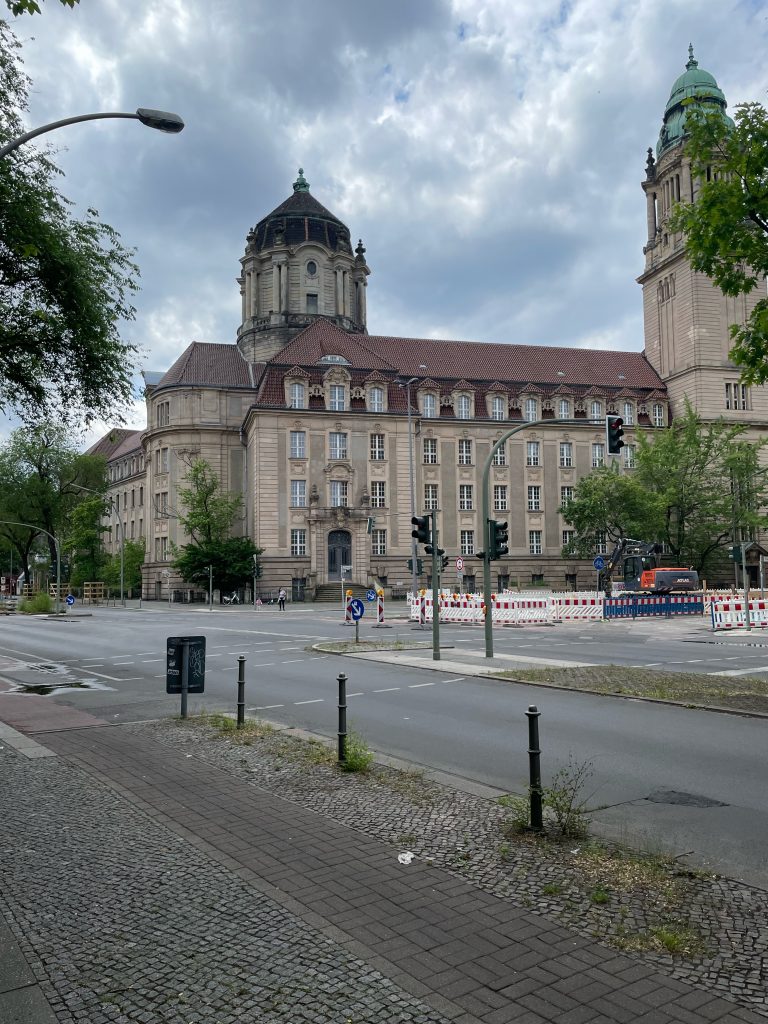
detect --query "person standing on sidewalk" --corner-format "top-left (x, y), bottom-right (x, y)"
top-left (278, 587), bottom-right (287, 611)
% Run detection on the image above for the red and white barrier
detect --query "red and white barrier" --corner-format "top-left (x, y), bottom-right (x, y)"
top-left (711, 598), bottom-right (768, 630)
top-left (551, 593), bottom-right (603, 621)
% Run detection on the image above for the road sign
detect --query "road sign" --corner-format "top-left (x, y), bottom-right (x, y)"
top-left (593, 556), bottom-right (605, 571)
top-left (455, 557), bottom-right (464, 572)
top-left (65, 594), bottom-right (75, 606)
top-left (166, 636), bottom-right (206, 694)
top-left (366, 589), bottom-right (377, 602)
top-left (349, 599), bottom-right (365, 621)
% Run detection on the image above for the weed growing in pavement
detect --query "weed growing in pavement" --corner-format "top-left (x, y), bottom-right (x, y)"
top-left (186, 711), bottom-right (272, 743)
top-left (497, 793), bottom-right (531, 834)
top-left (590, 887), bottom-right (610, 904)
top-left (542, 755), bottom-right (594, 838)
top-left (338, 731), bottom-right (374, 773)
top-left (651, 924), bottom-right (708, 957)
top-left (17, 592), bottom-right (52, 614)
top-left (542, 882), bottom-right (564, 896)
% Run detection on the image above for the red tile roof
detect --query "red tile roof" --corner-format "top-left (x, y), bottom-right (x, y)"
top-left (158, 342), bottom-right (253, 389)
top-left (86, 429), bottom-right (140, 459)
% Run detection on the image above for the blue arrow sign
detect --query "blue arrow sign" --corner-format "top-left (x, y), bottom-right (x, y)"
top-left (366, 589), bottom-right (377, 602)
top-left (593, 556), bottom-right (605, 571)
top-left (65, 594), bottom-right (75, 606)
top-left (349, 598), bottom-right (365, 621)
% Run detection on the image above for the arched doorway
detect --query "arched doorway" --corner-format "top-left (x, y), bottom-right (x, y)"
top-left (327, 530), bottom-right (351, 581)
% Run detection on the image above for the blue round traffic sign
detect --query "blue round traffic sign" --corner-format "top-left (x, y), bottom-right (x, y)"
top-left (593, 556), bottom-right (605, 571)
top-left (366, 588), bottom-right (377, 602)
top-left (349, 598), bottom-right (365, 621)
top-left (65, 594), bottom-right (75, 606)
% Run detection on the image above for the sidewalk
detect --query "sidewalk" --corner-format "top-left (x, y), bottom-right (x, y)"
top-left (0, 700), bottom-right (764, 1024)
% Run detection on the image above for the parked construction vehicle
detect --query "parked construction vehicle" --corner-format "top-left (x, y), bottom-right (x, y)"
top-left (604, 538), bottom-right (699, 595)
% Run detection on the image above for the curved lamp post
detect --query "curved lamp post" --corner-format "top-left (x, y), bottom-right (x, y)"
top-left (0, 520), bottom-right (61, 616)
top-left (0, 107), bottom-right (184, 159)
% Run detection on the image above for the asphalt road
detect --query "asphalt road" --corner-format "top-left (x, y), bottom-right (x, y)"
top-left (1, 603), bottom-right (766, 886)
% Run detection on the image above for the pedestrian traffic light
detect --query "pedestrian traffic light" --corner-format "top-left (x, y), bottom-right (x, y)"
top-left (411, 514), bottom-right (432, 546)
top-left (488, 519), bottom-right (509, 560)
top-left (606, 414), bottom-right (625, 454)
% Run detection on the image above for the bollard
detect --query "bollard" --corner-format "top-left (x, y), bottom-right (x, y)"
top-left (525, 704), bottom-right (543, 831)
top-left (236, 655), bottom-right (246, 729)
top-left (337, 672), bottom-right (347, 764)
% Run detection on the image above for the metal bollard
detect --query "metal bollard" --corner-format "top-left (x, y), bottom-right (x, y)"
top-left (236, 655), bottom-right (246, 729)
top-left (525, 704), bottom-right (543, 831)
top-left (337, 672), bottom-right (347, 764)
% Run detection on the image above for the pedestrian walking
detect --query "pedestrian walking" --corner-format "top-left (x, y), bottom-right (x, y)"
top-left (278, 587), bottom-right (287, 611)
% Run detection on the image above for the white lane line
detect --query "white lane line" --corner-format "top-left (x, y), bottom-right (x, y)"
top-left (710, 665), bottom-right (768, 676)
top-left (643, 662), bottom-right (663, 667)
top-left (77, 668), bottom-right (126, 681)
top-left (294, 699), bottom-right (324, 705)
top-left (686, 659), bottom-right (703, 663)
top-left (142, 658), bottom-right (163, 663)
top-left (206, 627), bottom-right (319, 639)
top-left (454, 639), bottom-right (474, 643)
top-left (409, 682), bottom-right (435, 688)
top-left (205, 654), bottom-right (223, 659)
top-left (252, 663), bottom-right (275, 668)
top-left (442, 677), bottom-right (466, 683)
top-left (348, 691), bottom-right (364, 697)
top-left (0, 644), bottom-right (53, 660)
top-left (281, 659), bottom-right (305, 664)
top-left (373, 687), bottom-right (400, 693)
top-left (309, 656), bottom-right (328, 660)
top-left (249, 704), bottom-right (284, 710)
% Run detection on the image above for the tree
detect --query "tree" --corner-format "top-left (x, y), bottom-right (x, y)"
top-left (561, 404), bottom-right (768, 579)
top-left (172, 459), bottom-right (262, 594)
top-left (0, 20), bottom-right (140, 424)
top-left (103, 539), bottom-right (146, 594)
top-left (65, 496), bottom-right (108, 586)
top-left (0, 422), bottom-right (107, 584)
top-left (5, 1), bottom-right (78, 15)
top-left (667, 102), bottom-right (768, 384)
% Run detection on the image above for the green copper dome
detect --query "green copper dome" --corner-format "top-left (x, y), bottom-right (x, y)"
top-left (656, 46), bottom-right (734, 157)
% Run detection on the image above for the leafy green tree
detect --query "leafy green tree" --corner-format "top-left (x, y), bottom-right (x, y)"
top-left (561, 404), bottom-right (768, 579)
top-left (0, 20), bottom-right (140, 424)
top-left (172, 459), bottom-right (262, 594)
top-left (668, 102), bottom-right (768, 383)
top-left (103, 539), bottom-right (146, 594)
top-left (5, 1), bottom-right (78, 14)
top-left (65, 495), bottom-right (109, 586)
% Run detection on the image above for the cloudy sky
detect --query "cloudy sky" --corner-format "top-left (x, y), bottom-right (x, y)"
top-left (5, 0), bottom-right (768, 444)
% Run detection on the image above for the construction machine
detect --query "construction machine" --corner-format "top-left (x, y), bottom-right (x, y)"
top-left (604, 538), bottom-right (699, 595)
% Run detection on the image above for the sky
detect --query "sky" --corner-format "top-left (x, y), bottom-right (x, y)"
top-left (4, 0), bottom-right (768, 446)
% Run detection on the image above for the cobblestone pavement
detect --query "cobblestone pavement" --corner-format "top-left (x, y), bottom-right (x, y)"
top-left (2, 716), bottom-right (766, 1024)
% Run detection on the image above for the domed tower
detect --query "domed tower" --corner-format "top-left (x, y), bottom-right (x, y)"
top-left (639, 48), bottom-right (763, 419)
top-left (237, 169), bottom-right (371, 363)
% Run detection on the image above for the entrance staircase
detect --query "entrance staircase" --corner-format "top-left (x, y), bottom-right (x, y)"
top-left (313, 582), bottom-right (370, 604)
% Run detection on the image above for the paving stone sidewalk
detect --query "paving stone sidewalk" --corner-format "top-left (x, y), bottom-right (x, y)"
top-left (2, 714), bottom-right (764, 1024)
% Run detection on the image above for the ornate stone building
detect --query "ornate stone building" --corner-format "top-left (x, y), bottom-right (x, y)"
top-left (96, 53), bottom-right (767, 600)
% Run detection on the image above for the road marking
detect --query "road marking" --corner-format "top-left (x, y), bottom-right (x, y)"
top-left (373, 687), bottom-right (400, 693)
top-left (76, 668), bottom-right (127, 681)
top-left (281, 659), bottom-right (305, 664)
top-left (204, 654), bottom-right (223, 659)
top-left (249, 704), bottom-right (284, 710)
top-left (710, 665), bottom-right (768, 676)
top-left (205, 627), bottom-right (319, 639)
top-left (348, 691), bottom-right (364, 697)
top-left (442, 677), bottom-right (465, 683)
top-left (141, 658), bottom-right (163, 662)
top-left (309, 656), bottom-right (328, 660)
top-left (409, 682), bottom-right (435, 688)
top-left (643, 662), bottom-right (663, 667)
top-left (251, 662), bottom-right (275, 668)
top-left (293, 699), bottom-right (324, 705)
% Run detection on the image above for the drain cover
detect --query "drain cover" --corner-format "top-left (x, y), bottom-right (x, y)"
top-left (646, 789), bottom-right (728, 808)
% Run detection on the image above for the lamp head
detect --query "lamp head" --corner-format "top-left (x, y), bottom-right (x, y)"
top-left (136, 108), bottom-right (185, 133)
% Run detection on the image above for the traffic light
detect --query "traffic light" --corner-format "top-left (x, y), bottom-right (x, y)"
top-left (411, 514), bottom-right (432, 546)
top-left (488, 519), bottom-right (509, 560)
top-left (606, 414), bottom-right (625, 454)
top-left (441, 553), bottom-right (449, 570)
top-left (407, 557), bottom-right (424, 574)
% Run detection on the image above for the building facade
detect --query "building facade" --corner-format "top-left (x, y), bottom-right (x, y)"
top-left (96, 53), bottom-right (768, 599)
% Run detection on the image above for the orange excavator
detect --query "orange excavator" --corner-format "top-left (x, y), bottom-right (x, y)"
top-left (604, 538), bottom-right (699, 595)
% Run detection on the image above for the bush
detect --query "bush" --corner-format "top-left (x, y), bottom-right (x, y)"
top-left (18, 592), bottom-right (53, 614)
top-left (339, 731), bottom-right (374, 773)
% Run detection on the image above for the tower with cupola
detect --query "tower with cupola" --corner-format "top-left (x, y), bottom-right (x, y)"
top-left (236, 169), bottom-right (370, 364)
top-left (639, 47), bottom-right (767, 424)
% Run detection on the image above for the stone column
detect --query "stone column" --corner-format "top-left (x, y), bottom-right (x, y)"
top-left (335, 268), bottom-right (343, 316)
top-left (272, 261), bottom-right (280, 312)
top-left (244, 272), bottom-right (252, 321)
top-left (252, 272), bottom-right (259, 316)
top-left (682, 158), bottom-right (693, 204)
top-left (645, 189), bottom-right (656, 243)
top-left (358, 279), bottom-right (367, 327)
top-left (280, 261), bottom-right (289, 312)
top-left (240, 277), bottom-right (246, 322)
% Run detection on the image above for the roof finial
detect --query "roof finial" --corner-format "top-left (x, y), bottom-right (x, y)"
top-left (293, 167), bottom-right (310, 193)
top-left (686, 43), bottom-right (698, 70)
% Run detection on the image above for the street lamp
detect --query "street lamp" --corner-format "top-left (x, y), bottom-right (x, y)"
top-left (0, 107), bottom-right (184, 159)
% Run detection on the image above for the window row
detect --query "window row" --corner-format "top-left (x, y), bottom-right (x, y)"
top-left (109, 454), bottom-right (145, 482)
top-left (288, 528), bottom-right (387, 558)
top-left (115, 486), bottom-right (145, 509)
top-left (289, 383), bottom-right (387, 413)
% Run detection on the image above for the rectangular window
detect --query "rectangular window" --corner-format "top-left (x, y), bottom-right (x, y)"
top-left (329, 432), bottom-right (347, 460)
top-left (138, 518), bottom-right (143, 537)
top-left (154, 450), bottom-right (160, 474)
top-left (595, 530), bottom-right (607, 555)
top-left (622, 402), bottom-right (635, 426)
top-left (370, 481), bottom-right (386, 508)
top-left (529, 530), bottom-right (542, 555)
top-left (157, 401), bottom-right (170, 427)
top-left (306, 293), bottom-right (318, 314)
top-left (371, 529), bottom-right (387, 556)
top-left (560, 485), bottom-right (574, 507)
top-left (725, 382), bottom-right (749, 410)
top-left (591, 443), bottom-right (604, 468)
top-left (289, 382), bottom-right (305, 409)
top-left (290, 430), bottom-right (306, 459)
top-left (291, 528), bottom-right (307, 557)
top-left (492, 443), bottom-right (506, 467)
top-left (161, 492), bottom-right (168, 515)
top-left (490, 396), bottom-right (505, 420)
top-left (330, 480), bottom-right (348, 507)
top-left (424, 483), bottom-right (439, 510)
top-left (161, 447), bottom-right (169, 473)
top-left (456, 394), bottom-right (471, 419)
top-left (159, 536), bottom-right (169, 561)
top-left (131, 489), bottom-right (135, 508)
top-left (559, 442), bottom-right (573, 468)
top-left (527, 485), bottom-right (541, 512)
top-left (130, 520), bottom-right (135, 539)
top-left (653, 403), bottom-right (665, 427)
top-left (526, 441), bottom-right (540, 467)
top-left (623, 444), bottom-right (636, 469)
top-left (590, 400), bottom-right (602, 422)
top-left (370, 433), bottom-right (385, 461)
top-left (562, 529), bottom-right (575, 548)
top-left (290, 480), bottom-right (306, 507)
top-left (423, 438), bottom-right (438, 464)
top-left (329, 384), bottom-right (345, 411)
top-left (458, 439), bottom-right (472, 465)
top-left (525, 398), bottom-right (537, 422)
top-left (459, 484), bottom-right (473, 511)
top-left (493, 484), bottom-right (507, 511)
top-left (460, 530), bottom-right (475, 556)
top-left (422, 393), bottom-right (437, 418)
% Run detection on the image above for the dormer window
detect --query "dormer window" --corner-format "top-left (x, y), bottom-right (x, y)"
top-left (524, 398), bottom-right (537, 422)
top-left (422, 393), bottom-right (437, 418)
top-left (306, 293), bottom-right (318, 314)
top-left (623, 401), bottom-right (635, 426)
top-left (456, 394), bottom-right (471, 420)
top-left (653, 403), bottom-right (665, 427)
top-left (558, 399), bottom-right (570, 419)
top-left (368, 386), bottom-right (385, 413)
top-left (490, 396), bottom-right (505, 421)
top-left (590, 399), bottom-right (602, 422)
top-left (289, 382), bottom-right (306, 409)
top-left (319, 354), bottom-right (350, 365)
top-left (329, 384), bottom-right (346, 412)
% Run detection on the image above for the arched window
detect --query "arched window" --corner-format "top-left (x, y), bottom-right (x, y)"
top-left (422, 393), bottom-right (437, 418)
top-left (524, 398), bottom-right (537, 422)
top-left (368, 386), bottom-right (384, 413)
top-left (490, 396), bottom-right (505, 421)
top-left (456, 395), bottom-right (471, 420)
top-left (558, 399), bottom-right (569, 419)
top-left (289, 382), bottom-right (305, 409)
top-left (590, 400), bottom-right (602, 422)
top-left (653, 403), bottom-right (664, 427)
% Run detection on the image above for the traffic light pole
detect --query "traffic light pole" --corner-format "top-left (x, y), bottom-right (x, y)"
top-left (481, 418), bottom-right (586, 659)
top-left (431, 515), bottom-right (441, 661)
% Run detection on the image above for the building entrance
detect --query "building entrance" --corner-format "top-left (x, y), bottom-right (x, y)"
top-left (327, 530), bottom-right (351, 581)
